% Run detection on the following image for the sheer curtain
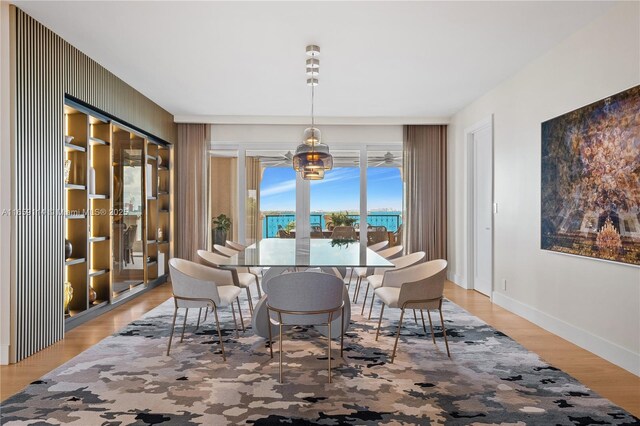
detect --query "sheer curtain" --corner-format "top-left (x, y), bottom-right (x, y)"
top-left (175, 123), bottom-right (208, 261)
top-left (403, 125), bottom-right (447, 260)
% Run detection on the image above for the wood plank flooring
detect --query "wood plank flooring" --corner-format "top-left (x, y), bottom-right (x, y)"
top-left (1, 281), bottom-right (638, 417)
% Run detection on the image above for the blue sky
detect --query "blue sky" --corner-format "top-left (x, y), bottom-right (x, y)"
top-left (260, 167), bottom-right (403, 212)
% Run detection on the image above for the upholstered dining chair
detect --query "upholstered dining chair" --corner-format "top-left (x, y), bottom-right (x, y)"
top-left (225, 240), bottom-right (264, 279)
top-left (374, 260), bottom-right (449, 363)
top-left (214, 243), bottom-right (263, 291)
top-left (197, 250), bottom-right (259, 314)
top-left (225, 240), bottom-right (246, 251)
top-left (167, 258), bottom-right (245, 361)
top-left (352, 244), bottom-right (403, 303)
top-left (346, 240), bottom-right (389, 288)
top-left (362, 251), bottom-right (426, 319)
top-left (265, 271), bottom-right (345, 383)
top-left (330, 225), bottom-right (357, 240)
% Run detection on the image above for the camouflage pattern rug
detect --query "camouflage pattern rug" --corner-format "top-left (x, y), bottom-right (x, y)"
top-left (1, 293), bottom-right (638, 425)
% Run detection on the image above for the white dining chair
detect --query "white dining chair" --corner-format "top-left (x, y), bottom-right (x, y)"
top-left (214, 243), bottom-right (262, 296)
top-left (363, 251), bottom-right (425, 319)
top-left (346, 240), bottom-right (389, 288)
top-left (265, 271), bottom-right (345, 383)
top-left (197, 250), bottom-right (259, 313)
top-left (225, 240), bottom-right (246, 251)
top-left (167, 258), bottom-right (245, 361)
top-left (374, 260), bottom-right (449, 363)
top-left (352, 245), bottom-right (403, 303)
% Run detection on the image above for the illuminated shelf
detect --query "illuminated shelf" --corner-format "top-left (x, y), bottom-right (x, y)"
top-left (64, 142), bottom-right (86, 152)
top-left (65, 257), bottom-right (86, 266)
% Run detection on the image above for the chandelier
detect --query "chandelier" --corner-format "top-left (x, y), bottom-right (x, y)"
top-left (292, 45), bottom-right (333, 180)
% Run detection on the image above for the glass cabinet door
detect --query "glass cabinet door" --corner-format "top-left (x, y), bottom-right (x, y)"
top-left (112, 128), bottom-right (146, 295)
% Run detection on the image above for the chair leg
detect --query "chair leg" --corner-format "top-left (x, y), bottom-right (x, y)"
top-left (180, 308), bottom-right (189, 343)
top-left (340, 307), bottom-right (345, 357)
top-left (426, 309), bottom-right (436, 344)
top-left (439, 309), bottom-right (451, 358)
top-left (375, 303), bottom-right (385, 341)
top-left (203, 306), bottom-right (208, 323)
top-left (196, 308), bottom-right (202, 330)
top-left (212, 305), bottom-right (226, 361)
top-left (412, 309), bottom-right (418, 326)
top-left (266, 308), bottom-right (273, 358)
top-left (391, 309), bottom-right (405, 364)
top-left (252, 273), bottom-right (262, 298)
top-left (237, 298), bottom-right (245, 332)
top-left (420, 309), bottom-right (427, 335)
top-left (328, 317), bottom-right (332, 384)
top-left (367, 292), bottom-right (376, 320)
top-left (279, 321), bottom-right (284, 383)
top-left (360, 282), bottom-right (370, 314)
top-left (231, 303), bottom-right (239, 338)
top-left (166, 306), bottom-right (178, 356)
top-left (246, 287), bottom-right (254, 314)
top-left (352, 277), bottom-right (361, 303)
top-left (347, 269), bottom-right (354, 290)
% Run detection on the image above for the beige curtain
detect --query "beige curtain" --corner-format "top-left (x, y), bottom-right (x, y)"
top-left (403, 125), bottom-right (447, 260)
top-left (245, 156), bottom-right (262, 244)
top-left (175, 123), bottom-right (208, 261)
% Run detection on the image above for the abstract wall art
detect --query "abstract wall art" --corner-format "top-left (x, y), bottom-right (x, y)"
top-left (541, 85), bottom-right (640, 266)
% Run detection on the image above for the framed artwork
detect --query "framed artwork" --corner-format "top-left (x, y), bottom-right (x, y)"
top-left (541, 85), bottom-right (640, 266)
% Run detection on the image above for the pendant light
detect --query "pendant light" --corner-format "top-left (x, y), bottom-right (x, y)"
top-left (293, 45), bottom-right (333, 180)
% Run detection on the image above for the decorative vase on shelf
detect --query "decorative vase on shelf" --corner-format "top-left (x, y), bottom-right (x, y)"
top-left (89, 287), bottom-right (97, 304)
top-left (158, 155), bottom-right (163, 166)
top-left (64, 282), bottom-right (73, 315)
top-left (88, 166), bottom-right (96, 195)
top-left (158, 227), bottom-right (163, 241)
top-left (64, 160), bottom-right (72, 184)
top-left (64, 239), bottom-right (72, 259)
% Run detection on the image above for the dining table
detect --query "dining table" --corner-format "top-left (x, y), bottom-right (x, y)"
top-left (220, 237), bottom-right (394, 338)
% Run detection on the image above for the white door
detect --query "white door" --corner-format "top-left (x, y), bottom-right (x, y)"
top-left (473, 125), bottom-right (493, 296)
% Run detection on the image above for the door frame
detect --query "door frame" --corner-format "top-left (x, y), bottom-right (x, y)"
top-left (464, 115), bottom-right (494, 297)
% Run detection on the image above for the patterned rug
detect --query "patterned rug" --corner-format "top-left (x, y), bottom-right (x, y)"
top-left (1, 291), bottom-right (638, 425)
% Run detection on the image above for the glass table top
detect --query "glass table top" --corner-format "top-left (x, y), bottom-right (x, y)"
top-left (222, 238), bottom-right (394, 268)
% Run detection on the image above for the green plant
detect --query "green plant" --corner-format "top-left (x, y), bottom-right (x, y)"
top-left (330, 211), bottom-right (356, 227)
top-left (285, 221), bottom-right (296, 233)
top-left (212, 214), bottom-right (231, 232)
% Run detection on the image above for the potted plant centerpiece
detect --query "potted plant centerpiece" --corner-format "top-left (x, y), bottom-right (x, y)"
top-left (212, 214), bottom-right (231, 248)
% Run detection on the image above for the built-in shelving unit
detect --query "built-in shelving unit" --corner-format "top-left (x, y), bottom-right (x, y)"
top-left (63, 102), bottom-right (172, 328)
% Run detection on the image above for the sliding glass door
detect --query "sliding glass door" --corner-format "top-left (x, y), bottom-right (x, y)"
top-left (208, 145), bottom-right (403, 247)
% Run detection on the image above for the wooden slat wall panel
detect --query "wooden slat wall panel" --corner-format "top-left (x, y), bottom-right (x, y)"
top-left (13, 8), bottom-right (176, 361)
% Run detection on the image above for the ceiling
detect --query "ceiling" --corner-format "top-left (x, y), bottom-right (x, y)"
top-left (14, 1), bottom-right (613, 121)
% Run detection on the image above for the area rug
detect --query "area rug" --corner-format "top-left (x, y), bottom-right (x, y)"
top-left (1, 291), bottom-right (638, 425)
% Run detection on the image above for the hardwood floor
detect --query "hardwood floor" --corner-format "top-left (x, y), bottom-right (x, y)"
top-left (1, 281), bottom-right (639, 417)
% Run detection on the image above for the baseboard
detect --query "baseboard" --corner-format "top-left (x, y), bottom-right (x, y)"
top-left (492, 291), bottom-right (640, 376)
top-left (448, 273), bottom-right (467, 289)
top-left (0, 343), bottom-right (9, 365)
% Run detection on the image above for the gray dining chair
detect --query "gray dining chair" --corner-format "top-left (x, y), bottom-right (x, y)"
top-left (224, 240), bottom-right (264, 278)
top-left (265, 271), bottom-right (345, 383)
top-left (374, 260), bottom-right (449, 363)
top-left (167, 258), bottom-right (244, 361)
top-left (347, 240), bottom-right (389, 288)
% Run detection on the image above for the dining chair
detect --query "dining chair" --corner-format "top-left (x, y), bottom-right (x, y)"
top-left (310, 225), bottom-right (324, 239)
top-left (167, 258), bottom-right (245, 361)
top-left (374, 260), bottom-right (449, 363)
top-left (197, 250), bottom-right (259, 314)
top-left (363, 251), bottom-right (426, 319)
top-left (265, 271), bottom-right (345, 383)
top-left (215, 243), bottom-right (264, 288)
top-left (225, 240), bottom-right (264, 278)
top-left (367, 226), bottom-right (388, 245)
top-left (330, 226), bottom-right (357, 240)
top-left (352, 244), bottom-right (403, 303)
top-left (346, 240), bottom-right (389, 290)
top-left (225, 240), bottom-right (246, 251)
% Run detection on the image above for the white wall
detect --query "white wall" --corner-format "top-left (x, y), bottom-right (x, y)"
top-left (448, 2), bottom-right (640, 375)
